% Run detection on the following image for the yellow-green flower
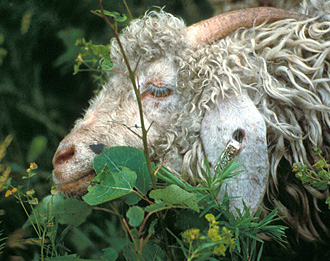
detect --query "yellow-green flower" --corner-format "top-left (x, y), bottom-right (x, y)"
top-left (208, 226), bottom-right (221, 241)
top-left (205, 213), bottom-right (218, 225)
top-left (182, 228), bottom-right (200, 243)
top-left (213, 244), bottom-right (226, 256)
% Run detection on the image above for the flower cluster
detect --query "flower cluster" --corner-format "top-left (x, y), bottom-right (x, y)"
top-left (205, 214), bottom-right (236, 256)
top-left (182, 228), bottom-right (200, 243)
top-left (182, 214), bottom-right (236, 258)
top-left (26, 162), bottom-right (38, 173)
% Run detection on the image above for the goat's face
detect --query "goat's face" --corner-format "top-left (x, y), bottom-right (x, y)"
top-left (53, 58), bottom-right (181, 197)
top-left (53, 8), bottom-right (304, 213)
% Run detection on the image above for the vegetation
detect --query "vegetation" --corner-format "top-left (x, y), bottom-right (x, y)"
top-left (1, 0), bottom-right (330, 260)
top-left (293, 148), bottom-right (330, 208)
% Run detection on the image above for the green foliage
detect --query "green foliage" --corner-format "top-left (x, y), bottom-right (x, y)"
top-left (74, 38), bottom-right (112, 85)
top-left (127, 206), bottom-right (144, 227)
top-left (79, 146), bottom-right (287, 260)
top-left (293, 148), bottom-right (330, 208)
top-left (293, 148), bottom-right (330, 191)
top-left (54, 28), bottom-right (84, 72)
top-left (3, 1), bottom-right (330, 260)
top-left (83, 146), bottom-right (152, 205)
top-left (178, 214), bottom-right (236, 259)
top-left (83, 165), bottom-right (137, 205)
top-left (4, 163), bottom-right (59, 259)
top-left (93, 10), bottom-right (128, 22)
top-left (26, 193), bottom-right (92, 227)
top-left (146, 184), bottom-right (200, 213)
top-left (123, 241), bottom-right (167, 261)
top-left (101, 247), bottom-right (118, 260)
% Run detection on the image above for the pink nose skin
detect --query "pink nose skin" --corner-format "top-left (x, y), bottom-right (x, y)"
top-left (53, 145), bottom-right (76, 182)
top-left (53, 145), bottom-right (75, 168)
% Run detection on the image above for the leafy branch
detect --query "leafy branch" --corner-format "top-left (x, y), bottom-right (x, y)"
top-left (94, 0), bottom-right (157, 190)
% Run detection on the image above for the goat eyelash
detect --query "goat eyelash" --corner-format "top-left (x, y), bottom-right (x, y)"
top-left (147, 84), bottom-right (172, 97)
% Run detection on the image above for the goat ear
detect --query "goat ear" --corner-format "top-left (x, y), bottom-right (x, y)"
top-left (200, 93), bottom-right (269, 215)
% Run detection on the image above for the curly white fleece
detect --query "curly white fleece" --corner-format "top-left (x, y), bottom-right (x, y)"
top-left (106, 0), bottom-right (330, 241)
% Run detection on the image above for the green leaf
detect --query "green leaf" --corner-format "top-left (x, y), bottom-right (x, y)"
top-left (94, 10), bottom-right (127, 22)
top-left (92, 146), bottom-right (152, 204)
top-left (25, 194), bottom-right (92, 227)
top-left (123, 241), bottom-right (166, 261)
top-left (146, 185), bottom-right (200, 213)
top-left (27, 135), bottom-right (47, 162)
top-left (127, 206), bottom-right (144, 227)
top-left (83, 165), bottom-right (137, 205)
top-left (101, 247), bottom-right (118, 260)
top-left (141, 241), bottom-right (167, 260)
top-left (101, 56), bottom-right (113, 70)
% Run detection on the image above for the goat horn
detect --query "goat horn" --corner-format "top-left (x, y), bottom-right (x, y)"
top-left (186, 7), bottom-right (307, 46)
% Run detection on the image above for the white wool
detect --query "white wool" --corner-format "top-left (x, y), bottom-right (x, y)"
top-left (55, 0), bottom-right (330, 241)
top-left (107, 2), bottom-right (330, 240)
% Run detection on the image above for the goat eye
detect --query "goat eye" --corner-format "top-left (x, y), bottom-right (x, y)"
top-left (147, 84), bottom-right (172, 97)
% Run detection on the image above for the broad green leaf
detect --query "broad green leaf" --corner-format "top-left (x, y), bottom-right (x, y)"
top-left (101, 247), bottom-right (118, 260)
top-left (123, 241), bottom-right (166, 261)
top-left (93, 146), bottom-right (152, 204)
top-left (25, 193), bottom-right (92, 227)
top-left (146, 185), bottom-right (200, 213)
top-left (127, 206), bottom-right (144, 227)
top-left (83, 165), bottom-right (136, 205)
top-left (141, 241), bottom-right (167, 260)
top-left (144, 200), bottom-right (167, 213)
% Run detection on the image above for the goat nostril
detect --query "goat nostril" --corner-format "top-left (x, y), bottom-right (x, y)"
top-left (54, 145), bottom-right (75, 167)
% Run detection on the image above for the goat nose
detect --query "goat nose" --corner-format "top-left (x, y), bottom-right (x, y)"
top-left (53, 145), bottom-right (75, 168)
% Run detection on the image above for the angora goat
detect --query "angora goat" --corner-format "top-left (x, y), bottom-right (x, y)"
top-left (53, 0), bottom-right (330, 241)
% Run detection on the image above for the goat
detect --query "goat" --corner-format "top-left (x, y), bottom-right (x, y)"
top-left (53, 0), bottom-right (330, 241)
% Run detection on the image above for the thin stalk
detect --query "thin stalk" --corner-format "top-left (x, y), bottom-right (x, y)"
top-left (16, 194), bottom-right (41, 238)
top-left (97, 0), bottom-right (156, 190)
top-left (123, 0), bottom-right (133, 21)
top-left (96, 2), bottom-right (173, 259)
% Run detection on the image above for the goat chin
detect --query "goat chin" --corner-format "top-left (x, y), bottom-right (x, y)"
top-left (53, 0), bottom-right (330, 242)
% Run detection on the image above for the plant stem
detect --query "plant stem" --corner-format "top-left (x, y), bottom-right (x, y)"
top-left (96, 0), bottom-right (157, 190)
top-left (122, 0), bottom-right (133, 21)
top-left (95, 2), bottom-right (173, 259)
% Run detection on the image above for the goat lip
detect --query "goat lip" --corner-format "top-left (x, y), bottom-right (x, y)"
top-left (54, 171), bottom-right (96, 196)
